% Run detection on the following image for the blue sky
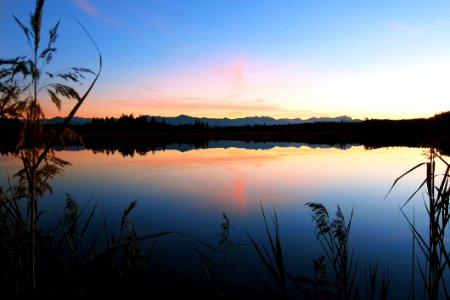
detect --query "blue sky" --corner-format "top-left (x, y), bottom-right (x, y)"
top-left (2, 0), bottom-right (450, 119)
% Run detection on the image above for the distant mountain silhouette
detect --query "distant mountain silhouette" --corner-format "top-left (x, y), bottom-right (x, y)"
top-left (45, 116), bottom-right (91, 125)
top-left (46, 114), bottom-right (359, 127)
top-left (3, 111), bottom-right (449, 156)
top-left (149, 114), bottom-right (359, 126)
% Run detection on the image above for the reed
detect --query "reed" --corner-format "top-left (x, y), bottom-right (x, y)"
top-left (0, 1), bottom-right (173, 298)
top-left (189, 212), bottom-right (236, 298)
top-left (387, 148), bottom-right (449, 299)
top-left (0, 184), bottom-right (172, 298)
top-left (1, 0), bottom-right (101, 291)
top-left (364, 263), bottom-right (391, 300)
top-left (247, 204), bottom-right (289, 299)
top-left (245, 203), bottom-right (392, 299)
top-left (289, 255), bottom-right (334, 299)
top-left (305, 202), bottom-right (359, 300)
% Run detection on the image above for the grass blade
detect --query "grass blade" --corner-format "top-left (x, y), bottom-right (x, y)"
top-left (385, 162), bottom-right (426, 199)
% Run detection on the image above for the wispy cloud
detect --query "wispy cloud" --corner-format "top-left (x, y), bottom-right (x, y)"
top-left (72, 0), bottom-right (113, 24)
top-left (78, 53), bottom-right (342, 119)
top-left (73, 0), bottom-right (96, 15)
top-left (385, 21), bottom-right (424, 34)
top-left (211, 56), bottom-right (248, 90)
top-left (98, 95), bottom-right (289, 118)
top-left (133, 54), bottom-right (297, 103)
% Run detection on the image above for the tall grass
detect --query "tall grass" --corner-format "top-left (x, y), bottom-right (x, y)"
top-left (0, 1), bottom-right (174, 298)
top-left (0, 182), bottom-right (172, 298)
top-left (246, 203), bottom-right (391, 299)
top-left (387, 148), bottom-right (450, 299)
top-left (189, 212), bottom-right (236, 298)
top-left (364, 263), bottom-right (391, 300)
top-left (247, 205), bottom-right (289, 299)
top-left (1, 0), bottom-right (101, 291)
top-left (305, 202), bottom-right (359, 300)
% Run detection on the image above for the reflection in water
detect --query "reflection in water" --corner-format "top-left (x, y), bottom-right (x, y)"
top-left (0, 143), bottom-right (448, 297)
top-left (79, 140), bottom-right (357, 157)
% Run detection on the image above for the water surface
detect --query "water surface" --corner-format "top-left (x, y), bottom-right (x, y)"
top-left (0, 143), bottom-right (444, 297)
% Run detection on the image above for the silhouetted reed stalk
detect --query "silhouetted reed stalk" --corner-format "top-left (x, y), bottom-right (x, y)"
top-left (0, 0), bottom-right (101, 291)
top-left (246, 204), bottom-right (391, 299)
top-left (290, 255), bottom-right (334, 299)
top-left (190, 213), bottom-right (235, 298)
top-left (387, 148), bottom-right (449, 299)
top-left (0, 0), bottom-right (120, 296)
top-left (364, 263), bottom-right (391, 300)
top-left (247, 205), bottom-right (289, 299)
top-left (1, 1), bottom-right (176, 298)
top-left (306, 202), bottom-right (359, 300)
top-left (0, 187), bottom-right (171, 297)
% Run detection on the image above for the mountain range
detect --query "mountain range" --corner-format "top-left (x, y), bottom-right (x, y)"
top-left (46, 114), bottom-right (360, 127)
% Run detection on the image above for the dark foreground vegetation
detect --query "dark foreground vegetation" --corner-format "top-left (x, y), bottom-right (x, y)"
top-left (1, 1), bottom-right (449, 299)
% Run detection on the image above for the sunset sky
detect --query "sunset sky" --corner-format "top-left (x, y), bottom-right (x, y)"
top-left (2, 0), bottom-right (450, 119)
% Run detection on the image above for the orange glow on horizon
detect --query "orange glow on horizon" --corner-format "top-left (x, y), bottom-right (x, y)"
top-left (38, 54), bottom-right (450, 121)
top-left (42, 96), bottom-right (444, 121)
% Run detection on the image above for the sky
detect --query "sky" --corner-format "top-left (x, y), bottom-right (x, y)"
top-left (2, 0), bottom-right (450, 120)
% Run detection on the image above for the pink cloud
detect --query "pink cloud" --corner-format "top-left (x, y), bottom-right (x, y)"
top-left (127, 54), bottom-right (302, 106)
top-left (143, 55), bottom-right (252, 97)
top-left (385, 21), bottom-right (424, 34)
top-left (73, 0), bottom-right (96, 15)
top-left (72, 53), bottom-right (326, 119)
top-left (211, 56), bottom-right (248, 90)
top-left (73, 0), bottom-right (113, 24)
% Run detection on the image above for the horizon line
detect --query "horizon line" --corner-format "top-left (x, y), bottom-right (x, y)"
top-left (46, 111), bottom-right (448, 121)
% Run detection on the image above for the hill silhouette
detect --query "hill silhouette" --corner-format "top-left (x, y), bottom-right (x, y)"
top-left (44, 114), bottom-right (359, 127)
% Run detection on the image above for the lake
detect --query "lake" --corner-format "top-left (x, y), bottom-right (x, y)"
top-left (1, 142), bottom-right (447, 298)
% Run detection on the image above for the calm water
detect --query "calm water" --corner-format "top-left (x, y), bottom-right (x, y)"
top-left (1, 142), bottom-right (447, 297)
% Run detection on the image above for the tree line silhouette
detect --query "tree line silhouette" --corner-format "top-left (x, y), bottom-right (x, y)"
top-left (1, 111), bottom-right (450, 156)
top-left (80, 114), bottom-right (209, 133)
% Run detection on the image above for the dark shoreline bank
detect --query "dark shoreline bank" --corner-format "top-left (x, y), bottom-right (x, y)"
top-left (1, 112), bottom-right (450, 155)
